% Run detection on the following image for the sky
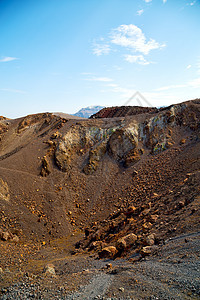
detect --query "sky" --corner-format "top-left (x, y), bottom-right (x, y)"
top-left (0, 0), bottom-right (200, 118)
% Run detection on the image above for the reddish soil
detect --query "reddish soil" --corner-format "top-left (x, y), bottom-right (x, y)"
top-left (0, 100), bottom-right (199, 299)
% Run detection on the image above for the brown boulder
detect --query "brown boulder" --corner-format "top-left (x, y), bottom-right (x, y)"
top-left (1, 231), bottom-right (11, 241)
top-left (89, 241), bottom-right (105, 251)
top-left (145, 233), bottom-right (155, 246)
top-left (116, 233), bottom-right (137, 251)
top-left (99, 246), bottom-right (117, 258)
top-left (141, 245), bottom-right (158, 256)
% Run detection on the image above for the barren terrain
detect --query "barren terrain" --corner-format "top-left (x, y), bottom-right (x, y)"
top-left (0, 99), bottom-right (199, 299)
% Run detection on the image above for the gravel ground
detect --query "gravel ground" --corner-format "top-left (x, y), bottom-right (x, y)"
top-left (1, 232), bottom-right (199, 300)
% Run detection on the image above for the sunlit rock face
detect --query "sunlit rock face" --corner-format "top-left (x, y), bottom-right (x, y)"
top-left (55, 100), bottom-right (200, 173)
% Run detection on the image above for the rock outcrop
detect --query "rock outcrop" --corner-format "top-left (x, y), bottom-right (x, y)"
top-left (55, 100), bottom-right (200, 174)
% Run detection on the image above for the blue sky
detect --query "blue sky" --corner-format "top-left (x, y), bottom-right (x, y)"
top-left (0, 0), bottom-right (200, 118)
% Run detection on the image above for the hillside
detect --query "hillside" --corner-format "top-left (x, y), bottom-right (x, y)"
top-left (0, 99), bottom-right (199, 299)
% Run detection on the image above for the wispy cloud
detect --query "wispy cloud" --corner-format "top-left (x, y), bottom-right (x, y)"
top-left (124, 54), bottom-right (150, 65)
top-left (110, 24), bottom-right (165, 55)
top-left (190, 0), bottom-right (196, 5)
top-left (92, 24), bottom-right (165, 65)
top-left (0, 57), bottom-right (18, 62)
top-left (92, 43), bottom-right (111, 56)
top-left (0, 88), bottom-right (26, 94)
top-left (137, 9), bottom-right (144, 16)
top-left (163, 0), bottom-right (167, 3)
top-left (186, 64), bottom-right (192, 69)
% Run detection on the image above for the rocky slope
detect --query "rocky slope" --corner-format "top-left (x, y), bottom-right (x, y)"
top-left (0, 99), bottom-right (199, 298)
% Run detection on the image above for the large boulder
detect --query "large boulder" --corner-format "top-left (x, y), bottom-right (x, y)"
top-left (116, 233), bottom-right (137, 251)
top-left (1, 231), bottom-right (11, 241)
top-left (145, 233), bottom-right (155, 246)
top-left (99, 246), bottom-right (117, 258)
top-left (140, 245), bottom-right (158, 257)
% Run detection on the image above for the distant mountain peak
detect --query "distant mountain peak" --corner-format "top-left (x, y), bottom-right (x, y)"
top-left (74, 105), bottom-right (105, 118)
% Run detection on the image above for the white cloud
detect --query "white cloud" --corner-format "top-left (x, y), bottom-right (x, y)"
top-left (110, 24), bottom-right (165, 55)
top-left (190, 1), bottom-right (196, 5)
top-left (144, 0), bottom-right (152, 2)
top-left (137, 9), bottom-right (144, 16)
top-left (163, 0), bottom-right (167, 3)
top-left (92, 43), bottom-right (111, 56)
top-left (92, 24), bottom-right (165, 65)
top-left (186, 64), bottom-right (192, 69)
top-left (0, 56), bottom-right (18, 62)
top-left (124, 54), bottom-right (150, 65)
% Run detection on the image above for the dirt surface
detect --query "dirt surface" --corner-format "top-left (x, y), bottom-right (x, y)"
top-left (0, 100), bottom-right (199, 299)
top-left (0, 231), bottom-right (199, 299)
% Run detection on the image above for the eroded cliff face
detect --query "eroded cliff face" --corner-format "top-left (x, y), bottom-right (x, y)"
top-left (54, 121), bottom-right (143, 173)
top-left (54, 100), bottom-right (200, 174)
top-left (55, 126), bottom-right (117, 172)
